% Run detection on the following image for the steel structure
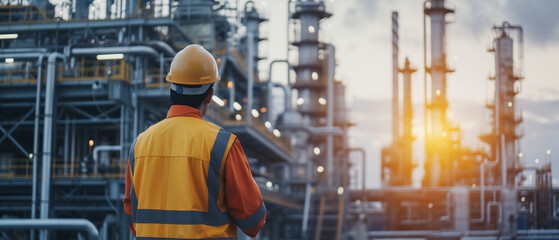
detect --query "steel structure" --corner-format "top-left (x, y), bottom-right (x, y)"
top-left (0, 0), bottom-right (351, 239)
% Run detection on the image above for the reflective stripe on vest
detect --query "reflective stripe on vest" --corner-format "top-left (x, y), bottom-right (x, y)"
top-left (234, 201), bottom-right (266, 229)
top-left (133, 129), bottom-right (232, 227)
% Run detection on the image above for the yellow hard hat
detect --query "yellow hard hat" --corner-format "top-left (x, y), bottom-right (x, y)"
top-left (166, 44), bottom-right (221, 86)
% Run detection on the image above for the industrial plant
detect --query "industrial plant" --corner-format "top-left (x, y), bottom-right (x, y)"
top-left (0, 0), bottom-right (557, 239)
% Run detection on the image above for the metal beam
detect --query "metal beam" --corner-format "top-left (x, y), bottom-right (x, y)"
top-left (0, 108), bottom-right (34, 145)
top-left (67, 106), bottom-right (96, 119)
top-left (0, 124), bottom-right (30, 157)
top-left (94, 105), bottom-right (120, 119)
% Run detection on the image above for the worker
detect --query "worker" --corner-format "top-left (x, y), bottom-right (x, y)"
top-left (123, 44), bottom-right (266, 239)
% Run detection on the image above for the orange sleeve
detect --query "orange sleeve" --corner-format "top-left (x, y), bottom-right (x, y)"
top-left (225, 138), bottom-right (267, 237)
top-left (123, 159), bottom-right (136, 234)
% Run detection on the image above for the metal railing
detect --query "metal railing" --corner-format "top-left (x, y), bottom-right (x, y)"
top-left (0, 67), bottom-right (39, 84)
top-left (0, 60), bottom-right (133, 84)
top-left (0, 158), bottom-right (126, 180)
top-left (144, 67), bottom-right (168, 88)
top-left (0, 5), bottom-right (49, 24)
top-left (60, 60), bottom-right (132, 83)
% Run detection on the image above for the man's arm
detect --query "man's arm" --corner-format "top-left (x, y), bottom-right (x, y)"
top-left (123, 160), bottom-right (136, 234)
top-left (123, 138), bottom-right (138, 235)
top-left (225, 138), bottom-right (267, 238)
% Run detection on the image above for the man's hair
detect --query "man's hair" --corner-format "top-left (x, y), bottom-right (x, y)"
top-left (170, 83), bottom-right (214, 108)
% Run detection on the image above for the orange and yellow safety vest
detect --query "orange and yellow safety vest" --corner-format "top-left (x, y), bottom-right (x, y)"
top-left (124, 105), bottom-right (266, 239)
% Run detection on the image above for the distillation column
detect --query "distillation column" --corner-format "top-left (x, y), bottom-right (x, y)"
top-left (423, 0), bottom-right (454, 186)
top-left (291, 1), bottom-right (331, 168)
top-left (400, 58), bottom-right (416, 185)
top-left (491, 22), bottom-right (523, 234)
top-left (291, 1), bottom-right (331, 237)
top-left (492, 22), bottom-right (523, 187)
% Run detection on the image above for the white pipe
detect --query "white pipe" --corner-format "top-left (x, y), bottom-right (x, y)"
top-left (31, 53), bottom-right (45, 240)
top-left (71, 46), bottom-right (160, 59)
top-left (267, 60), bottom-right (292, 117)
top-left (92, 145), bottom-right (122, 175)
top-left (40, 52), bottom-right (65, 240)
top-left (272, 82), bottom-right (292, 112)
top-left (0, 219), bottom-right (99, 240)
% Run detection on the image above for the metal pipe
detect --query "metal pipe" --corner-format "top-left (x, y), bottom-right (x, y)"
top-left (228, 74), bottom-right (235, 112)
top-left (71, 121), bottom-right (76, 176)
top-left (348, 148), bottom-right (366, 191)
top-left (302, 151), bottom-right (312, 238)
top-left (40, 52), bottom-right (65, 240)
top-left (132, 92), bottom-right (138, 136)
top-left (267, 60), bottom-right (292, 117)
top-left (142, 40), bottom-right (177, 57)
top-left (64, 116), bottom-right (69, 175)
top-left (159, 53), bottom-right (164, 86)
top-left (120, 106), bottom-right (125, 163)
top-left (0, 219), bottom-right (99, 240)
top-left (326, 45), bottom-right (335, 188)
top-left (100, 214), bottom-right (116, 240)
top-left (0, 52), bottom-right (47, 59)
top-left (31, 53), bottom-right (45, 240)
top-left (71, 46), bottom-right (160, 59)
top-left (272, 82), bottom-right (292, 113)
top-left (0, 48), bottom-right (48, 53)
top-left (471, 159), bottom-right (499, 224)
top-left (487, 201), bottom-right (502, 225)
top-left (246, 31), bottom-right (255, 123)
top-left (92, 145), bottom-right (122, 175)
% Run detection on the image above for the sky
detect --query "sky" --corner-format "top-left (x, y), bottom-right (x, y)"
top-left (257, 0), bottom-right (559, 188)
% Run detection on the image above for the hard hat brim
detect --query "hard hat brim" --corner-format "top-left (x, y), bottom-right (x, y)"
top-left (170, 83), bottom-right (213, 95)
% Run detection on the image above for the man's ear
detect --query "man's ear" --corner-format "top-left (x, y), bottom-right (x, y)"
top-left (204, 88), bottom-right (214, 104)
